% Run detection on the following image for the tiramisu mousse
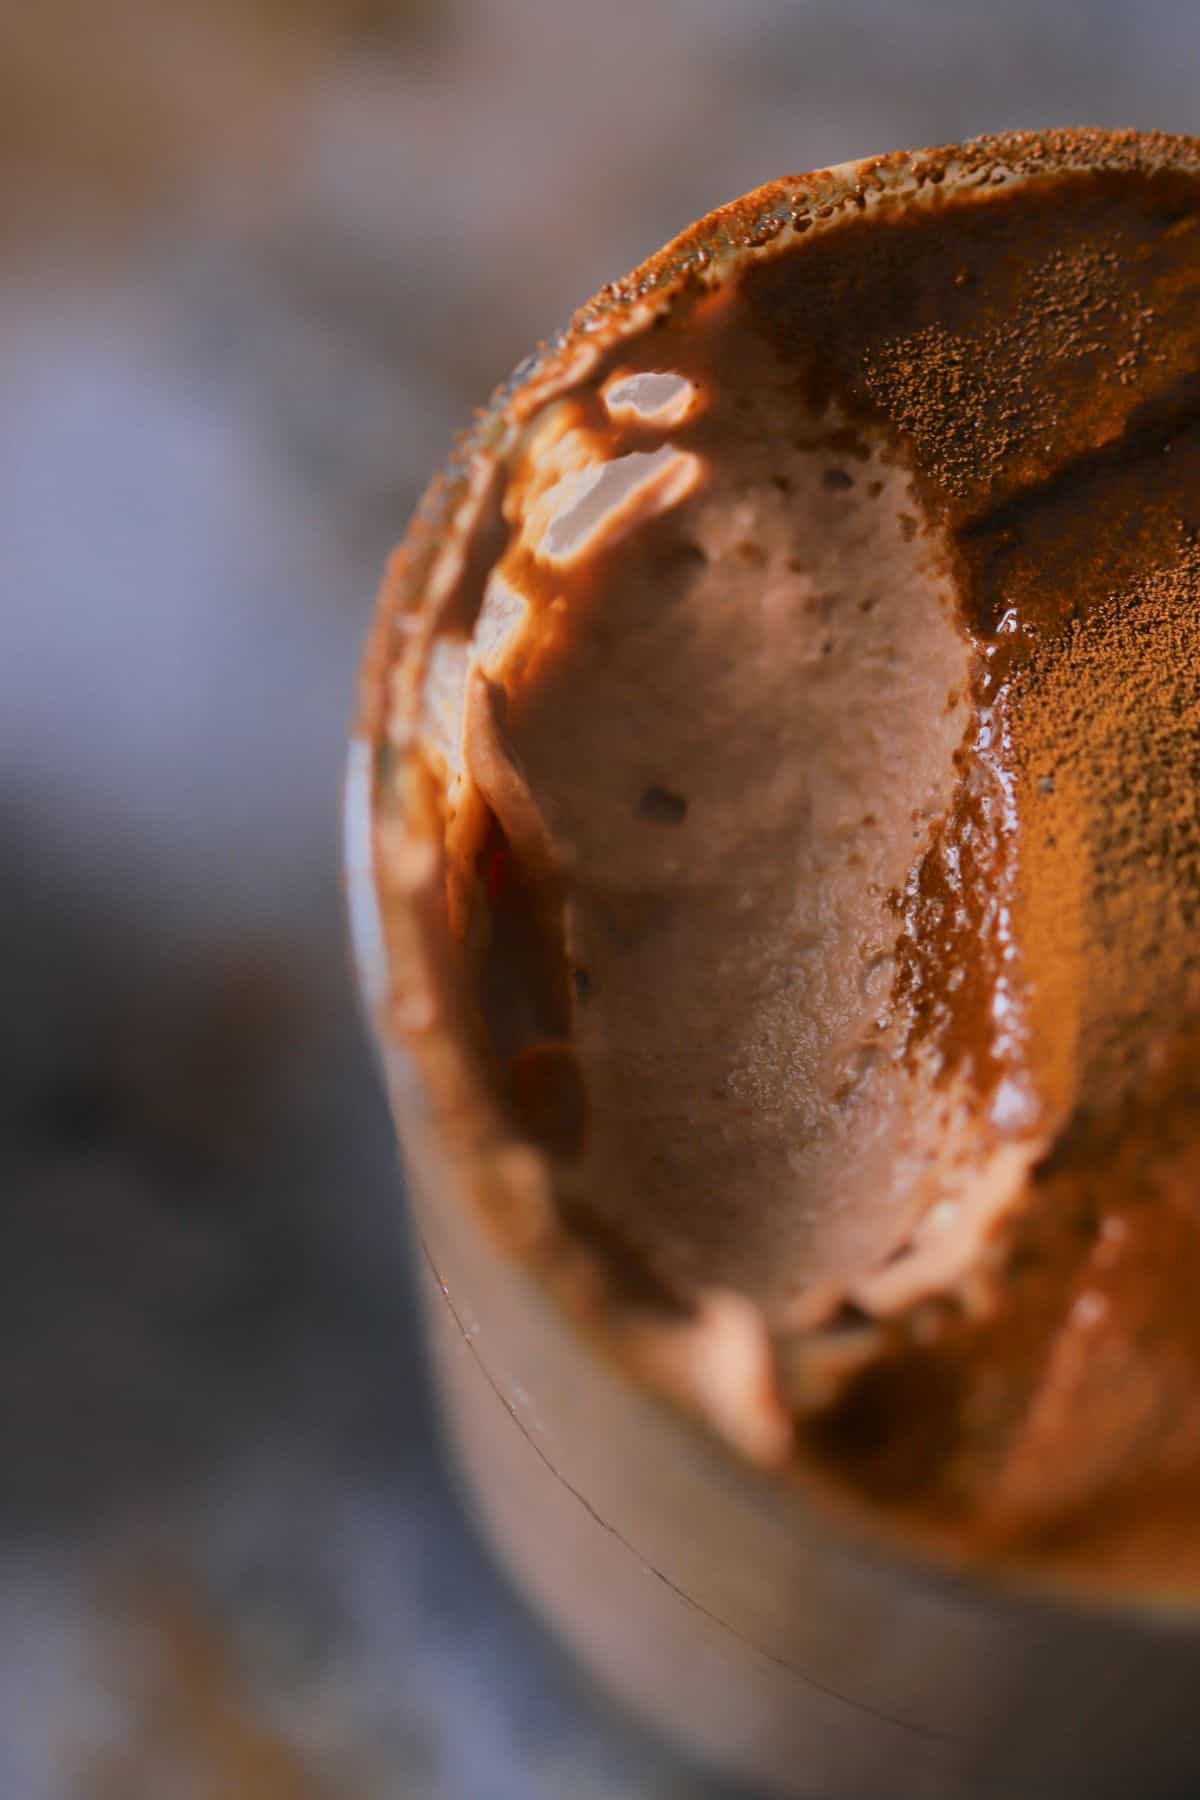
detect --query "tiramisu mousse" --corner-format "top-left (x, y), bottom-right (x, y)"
top-left (369, 130), bottom-right (1200, 1594)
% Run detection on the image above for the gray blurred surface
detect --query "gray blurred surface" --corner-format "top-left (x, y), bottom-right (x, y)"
top-left (1, 1), bottom-right (1197, 1793)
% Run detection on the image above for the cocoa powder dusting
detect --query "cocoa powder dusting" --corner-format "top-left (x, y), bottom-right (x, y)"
top-left (1011, 522), bottom-right (1200, 1123)
top-left (793, 166), bottom-right (1200, 1580)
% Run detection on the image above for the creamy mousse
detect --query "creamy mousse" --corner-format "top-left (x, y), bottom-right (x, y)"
top-left (372, 130), bottom-right (1200, 1592)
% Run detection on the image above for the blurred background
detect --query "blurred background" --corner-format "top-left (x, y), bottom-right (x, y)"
top-left (1, 2), bottom-right (1196, 1793)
